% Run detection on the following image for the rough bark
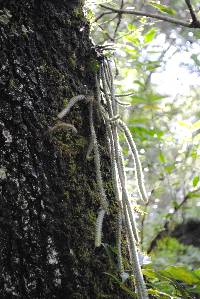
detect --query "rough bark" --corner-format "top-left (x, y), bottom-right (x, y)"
top-left (0, 1), bottom-right (129, 298)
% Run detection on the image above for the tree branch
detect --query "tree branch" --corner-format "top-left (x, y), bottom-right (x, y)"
top-left (185, 0), bottom-right (200, 27)
top-left (100, 4), bottom-right (200, 28)
top-left (98, 24), bottom-right (114, 42)
top-left (95, 11), bottom-right (113, 23)
top-left (113, 0), bottom-right (124, 39)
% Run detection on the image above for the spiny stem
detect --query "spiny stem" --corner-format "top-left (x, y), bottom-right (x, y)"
top-left (107, 114), bottom-right (120, 123)
top-left (89, 101), bottom-right (109, 211)
top-left (95, 73), bottom-right (102, 109)
top-left (102, 60), bottom-right (112, 91)
top-left (104, 120), bottom-right (124, 274)
top-left (115, 99), bottom-right (131, 107)
top-left (117, 209), bottom-right (124, 273)
top-left (95, 209), bottom-right (106, 247)
top-left (49, 122), bottom-right (77, 134)
top-left (118, 120), bottom-right (149, 203)
top-left (107, 120), bottom-right (140, 244)
top-left (101, 64), bottom-right (114, 117)
top-left (57, 95), bottom-right (87, 119)
top-left (114, 92), bottom-right (135, 98)
top-left (122, 197), bottom-right (149, 299)
top-left (101, 68), bottom-right (140, 243)
top-left (97, 60), bottom-right (149, 298)
top-left (105, 59), bottom-right (118, 115)
top-left (86, 136), bottom-right (94, 160)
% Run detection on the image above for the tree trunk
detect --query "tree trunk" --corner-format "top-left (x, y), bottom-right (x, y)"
top-left (0, 1), bottom-right (129, 298)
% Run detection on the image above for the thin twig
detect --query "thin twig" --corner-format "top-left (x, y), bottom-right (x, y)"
top-left (95, 11), bottom-right (113, 23)
top-left (98, 15), bottom-right (119, 27)
top-left (115, 99), bottom-right (131, 107)
top-left (115, 92), bottom-right (135, 98)
top-left (185, 0), bottom-right (200, 26)
top-left (113, 0), bottom-right (124, 39)
top-left (100, 87), bottom-right (135, 98)
top-left (98, 24), bottom-right (114, 42)
top-left (100, 4), bottom-right (198, 28)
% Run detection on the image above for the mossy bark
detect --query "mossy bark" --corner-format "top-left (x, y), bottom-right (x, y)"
top-left (0, 1), bottom-right (130, 298)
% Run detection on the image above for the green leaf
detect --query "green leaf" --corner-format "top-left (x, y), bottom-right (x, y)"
top-left (144, 28), bottom-right (157, 43)
top-left (159, 152), bottom-right (166, 163)
top-left (143, 269), bottom-right (158, 279)
top-left (149, 2), bottom-right (176, 15)
top-left (193, 269), bottom-right (200, 279)
top-left (130, 95), bottom-right (147, 103)
top-left (104, 272), bottom-right (137, 298)
top-left (187, 192), bottom-right (200, 199)
top-left (129, 125), bottom-right (164, 141)
top-left (192, 120), bottom-right (200, 130)
top-left (164, 164), bottom-right (175, 174)
top-left (127, 23), bottom-right (136, 31)
top-left (173, 200), bottom-right (179, 209)
top-left (146, 62), bottom-right (160, 71)
top-left (191, 54), bottom-right (200, 67)
top-left (133, 80), bottom-right (145, 87)
top-left (193, 176), bottom-right (199, 187)
top-left (124, 46), bottom-right (139, 59)
top-left (148, 288), bottom-right (173, 298)
top-left (131, 93), bottom-right (166, 104)
top-left (159, 266), bottom-right (200, 285)
top-left (187, 286), bottom-right (200, 294)
top-left (124, 46), bottom-right (138, 54)
top-left (147, 93), bottom-right (166, 102)
top-left (125, 35), bottom-right (140, 46)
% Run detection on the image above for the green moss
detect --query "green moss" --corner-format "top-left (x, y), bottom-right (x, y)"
top-left (39, 64), bottom-right (66, 82)
top-left (68, 160), bottom-right (77, 174)
top-left (87, 58), bottom-right (100, 73)
top-left (105, 180), bottom-right (114, 194)
top-left (87, 209), bottom-right (96, 225)
top-left (97, 293), bottom-right (112, 298)
top-left (55, 134), bottom-right (87, 159)
top-left (56, 140), bottom-right (74, 156)
top-left (67, 55), bottom-right (76, 70)
top-left (0, 9), bottom-right (12, 25)
top-left (75, 136), bottom-right (87, 148)
top-left (9, 79), bottom-right (16, 88)
top-left (73, 5), bottom-right (84, 18)
top-left (63, 98), bottom-right (68, 108)
top-left (64, 191), bottom-right (69, 200)
top-left (78, 243), bottom-right (91, 260)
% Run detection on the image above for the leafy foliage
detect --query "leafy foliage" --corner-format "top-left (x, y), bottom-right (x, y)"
top-left (104, 262), bottom-right (200, 298)
top-left (90, 0), bottom-right (200, 297)
top-left (144, 265), bottom-right (200, 298)
top-left (149, 2), bottom-right (177, 15)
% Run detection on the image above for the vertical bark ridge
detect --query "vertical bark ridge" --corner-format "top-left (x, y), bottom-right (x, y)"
top-left (0, 1), bottom-right (130, 298)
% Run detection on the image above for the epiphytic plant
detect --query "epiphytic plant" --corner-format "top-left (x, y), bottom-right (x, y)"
top-left (56, 57), bottom-right (150, 299)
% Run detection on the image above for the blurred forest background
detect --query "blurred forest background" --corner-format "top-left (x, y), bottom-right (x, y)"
top-left (85, 0), bottom-right (200, 297)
